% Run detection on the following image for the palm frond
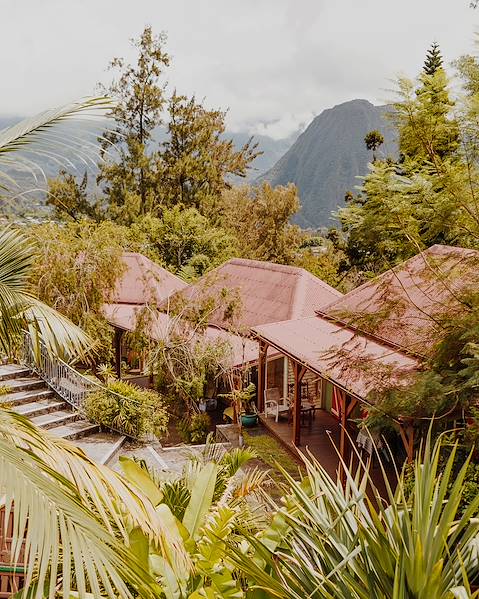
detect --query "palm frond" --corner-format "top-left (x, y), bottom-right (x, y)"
top-left (0, 97), bottom-right (112, 206)
top-left (0, 97), bottom-right (110, 156)
top-left (0, 227), bottom-right (93, 359)
top-left (0, 409), bottom-right (190, 566)
top-left (0, 434), bottom-right (162, 599)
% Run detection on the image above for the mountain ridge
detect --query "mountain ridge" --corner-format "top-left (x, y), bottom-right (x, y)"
top-left (256, 99), bottom-right (397, 229)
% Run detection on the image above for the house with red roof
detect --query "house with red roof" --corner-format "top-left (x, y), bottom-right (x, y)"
top-left (104, 254), bottom-right (342, 378)
top-left (252, 245), bottom-right (479, 465)
top-left (164, 257), bottom-right (343, 394)
top-left (103, 252), bottom-right (187, 375)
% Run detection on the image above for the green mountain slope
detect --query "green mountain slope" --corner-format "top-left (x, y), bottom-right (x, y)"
top-left (257, 99), bottom-right (397, 229)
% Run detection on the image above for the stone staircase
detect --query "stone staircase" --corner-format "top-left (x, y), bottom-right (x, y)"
top-left (0, 364), bottom-right (126, 466)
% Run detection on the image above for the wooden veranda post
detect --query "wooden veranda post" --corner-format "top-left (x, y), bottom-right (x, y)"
top-left (293, 362), bottom-right (307, 446)
top-left (339, 389), bottom-right (347, 462)
top-left (398, 421), bottom-right (415, 463)
top-left (257, 340), bottom-right (268, 412)
top-left (339, 393), bottom-right (359, 462)
top-left (114, 328), bottom-right (124, 379)
top-left (337, 390), bottom-right (359, 484)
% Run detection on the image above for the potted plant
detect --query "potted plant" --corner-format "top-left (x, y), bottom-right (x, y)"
top-left (239, 383), bottom-right (258, 427)
top-left (223, 383), bottom-right (258, 428)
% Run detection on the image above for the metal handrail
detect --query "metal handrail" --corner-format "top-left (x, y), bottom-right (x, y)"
top-left (21, 333), bottom-right (156, 440)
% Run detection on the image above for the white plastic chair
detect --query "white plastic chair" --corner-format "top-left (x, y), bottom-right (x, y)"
top-left (264, 387), bottom-right (290, 422)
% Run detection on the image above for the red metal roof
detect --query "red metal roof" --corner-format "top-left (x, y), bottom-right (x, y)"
top-left (322, 245), bottom-right (479, 356)
top-left (112, 252), bottom-right (187, 306)
top-left (103, 303), bottom-right (259, 368)
top-left (252, 316), bottom-right (419, 400)
top-left (166, 258), bottom-right (342, 329)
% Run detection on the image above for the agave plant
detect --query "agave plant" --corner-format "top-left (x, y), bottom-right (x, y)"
top-left (227, 435), bottom-right (479, 598)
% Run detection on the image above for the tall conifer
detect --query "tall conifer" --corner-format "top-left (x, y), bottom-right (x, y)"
top-left (423, 42), bottom-right (443, 75)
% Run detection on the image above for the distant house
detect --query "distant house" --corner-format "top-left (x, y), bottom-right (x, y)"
top-left (251, 245), bottom-right (479, 462)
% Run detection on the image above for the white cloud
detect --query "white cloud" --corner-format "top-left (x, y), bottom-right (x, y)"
top-left (1, 0), bottom-right (477, 137)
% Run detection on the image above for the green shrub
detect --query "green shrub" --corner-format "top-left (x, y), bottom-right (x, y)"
top-left (85, 379), bottom-right (168, 440)
top-left (177, 413), bottom-right (211, 444)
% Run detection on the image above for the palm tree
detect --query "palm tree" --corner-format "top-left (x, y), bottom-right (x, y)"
top-left (0, 409), bottom-right (174, 598)
top-left (0, 98), bottom-right (114, 360)
top-left (2, 412), bottom-right (265, 598)
top-left (0, 100), bottom-right (166, 598)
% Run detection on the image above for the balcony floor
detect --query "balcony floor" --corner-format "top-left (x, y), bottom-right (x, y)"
top-left (259, 408), bottom-right (395, 494)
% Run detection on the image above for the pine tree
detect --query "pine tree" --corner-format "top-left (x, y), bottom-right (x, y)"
top-left (97, 26), bottom-right (170, 222)
top-left (423, 42), bottom-right (443, 75)
top-left (158, 92), bottom-right (259, 215)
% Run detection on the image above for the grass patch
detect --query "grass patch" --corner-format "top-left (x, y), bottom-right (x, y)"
top-left (243, 431), bottom-right (302, 487)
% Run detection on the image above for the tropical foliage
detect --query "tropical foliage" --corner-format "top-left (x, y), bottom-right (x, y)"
top-left (0, 226), bottom-right (92, 360)
top-left (1, 410), bottom-right (267, 598)
top-left (6, 414), bottom-right (479, 598)
top-left (228, 436), bottom-right (479, 598)
top-left (28, 220), bottom-right (126, 360)
top-left (336, 43), bottom-right (477, 280)
top-left (84, 378), bottom-right (169, 439)
top-left (0, 409), bottom-right (167, 598)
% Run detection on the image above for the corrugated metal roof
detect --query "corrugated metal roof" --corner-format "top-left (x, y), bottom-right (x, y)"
top-left (103, 303), bottom-right (259, 368)
top-left (166, 258), bottom-right (342, 329)
top-left (252, 316), bottom-right (419, 400)
top-left (112, 252), bottom-right (187, 305)
top-left (322, 245), bottom-right (479, 356)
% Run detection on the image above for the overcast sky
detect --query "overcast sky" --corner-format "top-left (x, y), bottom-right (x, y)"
top-left (1, 0), bottom-right (477, 138)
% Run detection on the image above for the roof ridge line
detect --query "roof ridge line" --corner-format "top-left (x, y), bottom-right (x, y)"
top-left (290, 270), bottom-right (308, 319)
top-left (319, 246), bottom-right (437, 312)
top-left (321, 244), bottom-right (479, 313)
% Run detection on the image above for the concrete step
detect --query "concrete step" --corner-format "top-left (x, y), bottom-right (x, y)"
top-left (0, 364), bottom-right (31, 382)
top-left (13, 397), bottom-right (67, 418)
top-left (0, 377), bottom-right (46, 394)
top-left (30, 409), bottom-right (78, 430)
top-left (50, 419), bottom-right (100, 441)
top-left (75, 432), bottom-right (127, 465)
top-left (111, 442), bottom-right (173, 473)
top-left (0, 388), bottom-right (54, 408)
